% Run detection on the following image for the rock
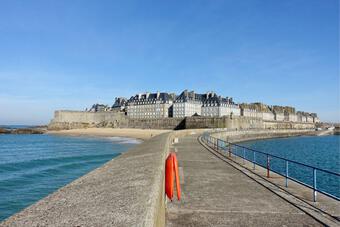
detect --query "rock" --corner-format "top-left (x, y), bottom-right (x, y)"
top-left (0, 128), bottom-right (11, 134)
top-left (11, 128), bottom-right (45, 134)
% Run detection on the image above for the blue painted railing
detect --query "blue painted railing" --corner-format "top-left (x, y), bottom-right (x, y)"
top-left (202, 134), bottom-right (340, 202)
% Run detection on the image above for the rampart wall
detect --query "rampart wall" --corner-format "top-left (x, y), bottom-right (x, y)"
top-left (48, 111), bottom-right (315, 130)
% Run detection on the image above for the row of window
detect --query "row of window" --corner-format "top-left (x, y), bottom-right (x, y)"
top-left (129, 100), bottom-right (171, 104)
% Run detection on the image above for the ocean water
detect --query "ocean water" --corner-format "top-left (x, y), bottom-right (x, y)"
top-left (0, 134), bottom-right (140, 221)
top-left (238, 135), bottom-right (340, 198)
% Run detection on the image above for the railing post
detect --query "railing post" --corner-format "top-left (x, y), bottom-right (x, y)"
top-left (216, 139), bottom-right (218, 150)
top-left (253, 151), bottom-right (256, 170)
top-left (215, 138), bottom-right (217, 150)
top-left (243, 148), bottom-right (245, 165)
top-left (313, 168), bottom-right (317, 202)
top-left (285, 160), bottom-right (289, 187)
top-left (266, 155), bottom-right (270, 178)
top-left (228, 144), bottom-right (231, 158)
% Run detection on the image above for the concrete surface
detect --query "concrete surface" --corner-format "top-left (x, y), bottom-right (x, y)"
top-left (1, 133), bottom-right (171, 227)
top-left (166, 135), bottom-right (323, 226)
top-left (200, 136), bottom-right (340, 226)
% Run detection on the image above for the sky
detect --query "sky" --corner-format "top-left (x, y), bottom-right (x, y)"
top-left (0, 0), bottom-right (339, 125)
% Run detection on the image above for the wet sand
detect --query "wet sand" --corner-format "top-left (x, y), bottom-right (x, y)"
top-left (47, 128), bottom-right (171, 140)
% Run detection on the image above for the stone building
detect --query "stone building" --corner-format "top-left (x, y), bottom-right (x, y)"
top-left (240, 103), bottom-right (275, 121)
top-left (283, 106), bottom-right (297, 122)
top-left (297, 111), bottom-right (307, 122)
top-left (240, 107), bottom-right (258, 118)
top-left (240, 104), bottom-right (262, 118)
top-left (306, 114), bottom-right (314, 123)
top-left (126, 92), bottom-right (175, 119)
top-left (109, 90), bottom-right (320, 122)
top-left (173, 90), bottom-right (204, 118)
top-left (112, 97), bottom-right (127, 112)
top-left (311, 113), bottom-right (320, 123)
top-left (201, 92), bottom-right (240, 117)
top-left (272, 106), bottom-right (285, 121)
top-left (89, 104), bottom-right (110, 112)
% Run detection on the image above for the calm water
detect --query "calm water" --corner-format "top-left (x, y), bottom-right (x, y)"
top-left (238, 135), bottom-right (340, 198)
top-left (0, 134), bottom-right (140, 221)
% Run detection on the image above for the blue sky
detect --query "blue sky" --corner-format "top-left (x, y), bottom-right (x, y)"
top-left (0, 0), bottom-right (339, 125)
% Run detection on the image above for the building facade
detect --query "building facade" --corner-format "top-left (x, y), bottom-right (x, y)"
top-left (126, 92), bottom-right (175, 119)
top-left (201, 92), bottom-right (240, 117)
top-left (173, 90), bottom-right (204, 118)
top-left (106, 90), bottom-right (320, 122)
top-left (241, 103), bottom-right (275, 121)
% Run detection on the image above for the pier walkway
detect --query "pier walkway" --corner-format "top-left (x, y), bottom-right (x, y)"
top-left (166, 135), bottom-right (322, 226)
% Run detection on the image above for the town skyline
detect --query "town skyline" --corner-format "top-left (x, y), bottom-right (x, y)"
top-left (86, 90), bottom-right (319, 123)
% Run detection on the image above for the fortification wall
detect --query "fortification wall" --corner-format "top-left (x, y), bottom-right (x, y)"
top-left (184, 116), bottom-right (263, 129)
top-left (48, 110), bottom-right (315, 131)
top-left (52, 110), bottom-right (126, 124)
top-left (124, 118), bottom-right (184, 130)
top-left (48, 111), bottom-right (128, 130)
top-left (263, 120), bottom-right (315, 129)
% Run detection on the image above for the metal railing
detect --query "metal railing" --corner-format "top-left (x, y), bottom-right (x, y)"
top-left (202, 134), bottom-right (340, 202)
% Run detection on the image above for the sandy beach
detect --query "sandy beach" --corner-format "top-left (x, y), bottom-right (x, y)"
top-left (47, 128), bottom-right (171, 140)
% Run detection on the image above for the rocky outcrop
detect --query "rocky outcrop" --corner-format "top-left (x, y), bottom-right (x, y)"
top-left (0, 128), bottom-right (46, 134)
top-left (47, 122), bottom-right (93, 130)
top-left (0, 128), bottom-right (11, 134)
top-left (11, 128), bottom-right (45, 134)
top-left (334, 126), bottom-right (340, 135)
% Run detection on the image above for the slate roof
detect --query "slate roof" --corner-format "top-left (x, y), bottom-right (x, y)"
top-left (127, 92), bottom-right (175, 104)
top-left (175, 90), bottom-right (205, 102)
top-left (112, 98), bottom-right (127, 108)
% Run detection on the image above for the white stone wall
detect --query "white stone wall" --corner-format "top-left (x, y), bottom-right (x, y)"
top-left (242, 109), bottom-right (265, 118)
top-left (306, 116), bottom-right (314, 123)
top-left (173, 102), bottom-right (202, 118)
top-left (220, 105), bottom-right (241, 117)
top-left (201, 105), bottom-right (240, 117)
top-left (287, 114), bottom-right (298, 122)
top-left (274, 113), bottom-right (285, 121)
top-left (127, 101), bottom-right (172, 119)
top-left (299, 115), bottom-right (307, 122)
top-left (262, 112), bottom-right (275, 121)
top-left (201, 106), bottom-right (220, 117)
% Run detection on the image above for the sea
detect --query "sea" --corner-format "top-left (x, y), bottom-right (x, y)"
top-left (239, 135), bottom-right (340, 199)
top-left (0, 127), bottom-right (141, 221)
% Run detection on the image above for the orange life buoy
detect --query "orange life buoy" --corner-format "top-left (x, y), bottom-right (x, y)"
top-left (165, 152), bottom-right (181, 201)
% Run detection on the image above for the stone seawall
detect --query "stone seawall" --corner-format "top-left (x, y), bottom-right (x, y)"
top-left (210, 129), bottom-right (317, 143)
top-left (48, 111), bottom-right (315, 130)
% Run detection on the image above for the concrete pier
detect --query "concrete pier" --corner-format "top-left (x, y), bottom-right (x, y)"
top-left (166, 135), bottom-right (333, 226)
